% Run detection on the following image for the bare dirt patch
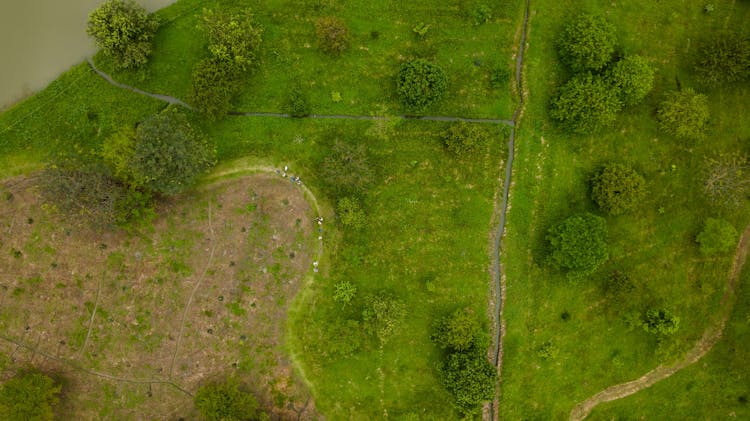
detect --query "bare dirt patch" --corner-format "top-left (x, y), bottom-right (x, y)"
top-left (0, 174), bottom-right (319, 420)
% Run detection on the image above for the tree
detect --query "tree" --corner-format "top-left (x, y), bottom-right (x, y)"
top-left (557, 14), bottom-right (617, 72)
top-left (87, 0), bottom-right (159, 69)
top-left (130, 108), bottom-right (216, 195)
top-left (642, 308), bottom-right (680, 335)
top-left (590, 163), bottom-right (646, 215)
top-left (191, 57), bottom-right (241, 119)
top-left (397, 59), bottom-right (448, 111)
top-left (200, 9), bottom-right (262, 73)
top-left (315, 16), bottom-right (350, 56)
top-left (657, 88), bottom-right (710, 140)
top-left (547, 213), bottom-right (609, 273)
top-left (606, 55), bottom-right (655, 106)
top-left (439, 350), bottom-right (497, 415)
top-left (0, 371), bottom-right (61, 421)
top-left (704, 153), bottom-right (750, 207)
top-left (283, 84), bottom-right (311, 118)
top-left (695, 33), bottom-right (750, 85)
top-left (432, 307), bottom-right (485, 352)
top-left (550, 73), bottom-right (622, 134)
top-left (337, 197), bottom-right (365, 229)
top-left (194, 379), bottom-right (266, 421)
top-left (319, 141), bottom-right (374, 196)
top-left (697, 218), bottom-right (738, 255)
top-left (442, 121), bottom-right (488, 156)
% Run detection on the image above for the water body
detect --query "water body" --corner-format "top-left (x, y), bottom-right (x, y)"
top-left (0, 0), bottom-right (175, 110)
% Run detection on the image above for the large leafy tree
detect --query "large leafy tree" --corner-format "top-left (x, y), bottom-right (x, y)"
top-left (397, 59), bottom-right (448, 111)
top-left (439, 350), bottom-right (497, 415)
top-left (550, 73), bottom-right (622, 133)
top-left (194, 379), bottom-right (266, 421)
top-left (657, 88), bottom-right (710, 140)
top-left (87, 0), bottom-right (159, 69)
top-left (606, 55), bottom-right (655, 106)
top-left (590, 163), bottom-right (647, 215)
top-left (0, 371), bottom-right (61, 421)
top-left (432, 307), bottom-right (485, 352)
top-left (547, 213), bottom-right (609, 273)
top-left (557, 14), bottom-right (617, 72)
top-left (695, 33), bottom-right (750, 85)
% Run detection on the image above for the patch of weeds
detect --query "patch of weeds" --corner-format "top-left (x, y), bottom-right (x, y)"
top-left (490, 64), bottom-right (511, 89)
top-left (12, 287), bottom-right (25, 297)
top-left (24, 276), bottom-right (43, 286)
top-left (246, 202), bottom-right (257, 213)
top-left (203, 309), bottom-right (214, 317)
top-left (227, 301), bottom-right (246, 316)
top-left (536, 340), bottom-right (559, 360)
top-left (473, 4), bottom-right (493, 25)
top-left (10, 248), bottom-right (22, 259)
top-left (412, 22), bottom-right (430, 38)
top-left (560, 310), bottom-right (571, 321)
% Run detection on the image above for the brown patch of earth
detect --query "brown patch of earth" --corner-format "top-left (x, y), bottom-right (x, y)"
top-left (0, 174), bottom-right (320, 420)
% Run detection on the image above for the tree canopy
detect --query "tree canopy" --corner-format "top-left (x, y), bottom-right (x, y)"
top-left (194, 379), bottom-right (266, 421)
top-left (557, 14), bottom-right (617, 72)
top-left (87, 0), bottom-right (159, 69)
top-left (590, 163), bottom-right (647, 215)
top-left (657, 88), bottom-right (710, 140)
top-left (695, 32), bottom-right (750, 85)
top-left (439, 350), bottom-right (497, 415)
top-left (397, 59), bottom-right (448, 111)
top-left (432, 307), bottom-right (485, 352)
top-left (606, 55), bottom-right (655, 106)
top-left (550, 73), bottom-right (622, 133)
top-left (547, 213), bottom-right (609, 273)
top-left (0, 371), bottom-right (61, 421)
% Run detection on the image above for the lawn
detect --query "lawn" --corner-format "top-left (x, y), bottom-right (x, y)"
top-left (499, 0), bottom-right (750, 419)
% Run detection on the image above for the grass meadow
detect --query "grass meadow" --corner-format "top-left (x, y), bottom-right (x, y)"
top-left (500, 0), bottom-right (750, 418)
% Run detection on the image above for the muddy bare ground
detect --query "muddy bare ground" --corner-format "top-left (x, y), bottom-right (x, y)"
top-left (0, 174), bottom-right (319, 420)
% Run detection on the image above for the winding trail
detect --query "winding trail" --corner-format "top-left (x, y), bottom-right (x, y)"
top-left (569, 222), bottom-right (750, 421)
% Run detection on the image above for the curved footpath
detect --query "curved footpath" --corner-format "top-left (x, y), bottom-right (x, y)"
top-left (570, 222), bottom-right (750, 420)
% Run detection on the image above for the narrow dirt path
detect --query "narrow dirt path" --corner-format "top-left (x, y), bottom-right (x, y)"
top-left (569, 222), bottom-right (750, 421)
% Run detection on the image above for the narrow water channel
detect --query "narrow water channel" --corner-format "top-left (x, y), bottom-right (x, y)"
top-left (0, 0), bottom-right (175, 110)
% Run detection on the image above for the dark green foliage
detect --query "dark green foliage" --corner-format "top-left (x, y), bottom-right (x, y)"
top-left (557, 14), bottom-right (618, 72)
top-left (590, 163), bottom-right (646, 215)
top-left (333, 281), bottom-right (357, 305)
top-left (284, 85), bottom-right (312, 117)
top-left (194, 379), bottom-right (266, 421)
top-left (337, 197), bottom-right (365, 229)
top-left (490, 64), bottom-right (511, 89)
top-left (703, 153), bottom-right (750, 207)
top-left (604, 270), bottom-right (636, 297)
top-left (547, 213), bottom-right (609, 273)
top-left (438, 350), bottom-right (497, 415)
top-left (319, 141), bottom-right (374, 196)
top-left (472, 4), bottom-right (493, 26)
top-left (657, 88), bottom-right (710, 140)
top-left (397, 59), bottom-right (449, 111)
top-left (200, 9), bottom-right (262, 74)
top-left (191, 58), bottom-right (241, 119)
top-left (695, 33), bottom-right (750, 85)
top-left (0, 371), bottom-right (61, 421)
top-left (362, 293), bottom-right (406, 344)
top-left (324, 319), bottom-right (364, 358)
top-left (697, 218), bottom-right (738, 255)
top-left (442, 121), bottom-right (488, 156)
top-left (315, 16), bottom-right (350, 56)
top-left (431, 307), bottom-right (485, 352)
top-left (605, 55), bottom-right (655, 106)
top-left (130, 108), bottom-right (216, 195)
top-left (550, 73), bottom-right (622, 133)
top-left (642, 308), bottom-right (680, 335)
top-left (87, 0), bottom-right (159, 69)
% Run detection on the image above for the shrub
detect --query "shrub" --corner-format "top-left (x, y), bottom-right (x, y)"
top-left (284, 85), bottom-right (311, 117)
top-left (547, 213), bottom-right (609, 273)
top-left (557, 14), bottom-right (617, 72)
top-left (695, 33), bottom-right (750, 85)
top-left (439, 350), bottom-right (497, 415)
top-left (432, 307), bottom-right (484, 352)
top-left (397, 59), bottom-right (448, 111)
top-left (319, 141), bottom-right (374, 196)
top-left (194, 379), bottom-right (266, 421)
top-left (200, 9), bottom-right (262, 73)
top-left (324, 319), bottom-right (363, 359)
top-left (315, 16), bottom-right (350, 56)
top-left (337, 197), bottom-right (365, 229)
top-left (697, 218), bottom-right (738, 255)
top-left (536, 340), bottom-right (559, 360)
top-left (590, 163), bottom-right (646, 215)
top-left (704, 153), bottom-right (750, 207)
top-left (550, 73), bottom-right (622, 134)
top-left (604, 270), bottom-right (636, 296)
top-left (362, 293), bottom-right (406, 344)
top-left (191, 58), bottom-right (241, 119)
top-left (130, 108), bottom-right (216, 195)
top-left (0, 371), bottom-right (61, 421)
top-left (642, 308), bottom-right (680, 335)
top-left (606, 55), bottom-right (655, 106)
top-left (101, 126), bottom-right (138, 185)
top-left (442, 121), bottom-right (488, 156)
top-left (87, 0), bottom-right (159, 69)
top-left (333, 280), bottom-right (357, 306)
top-left (657, 88), bottom-right (710, 140)
top-left (490, 64), bottom-right (511, 89)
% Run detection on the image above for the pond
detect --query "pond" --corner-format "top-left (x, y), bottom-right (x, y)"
top-left (0, 0), bottom-right (175, 110)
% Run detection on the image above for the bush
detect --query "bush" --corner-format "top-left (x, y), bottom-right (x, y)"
top-left (590, 163), bottom-right (646, 215)
top-left (704, 153), bottom-right (750, 207)
top-left (319, 141), bottom-right (374, 196)
top-left (442, 121), bottom-right (488, 156)
top-left (194, 379), bottom-right (266, 421)
top-left (0, 371), bottom-right (61, 421)
top-left (87, 0), bottom-right (159, 69)
top-left (550, 73), bottom-right (622, 134)
top-left (283, 85), bottom-right (311, 117)
top-left (397, 59), bottom-right (448, 111)
top-left (697, 218), bottom-right (738, 255)
top-left (337, 197), bottom-right (365, 229)
top-left (547, 213), bottom-right (609, 273)
top-left (315, 16), bottom-right (350, 56)
top-left (557, 14), bottom-right (618, 72)
top-left (362, 293), bottom-right (406, 344)
top-left (657, 88), bottom-right (710, 140)
top-left (642, 308), bottom-right (680, 336)
top-left (606, 55), bottom-right (655, 106)
top-left (490, 64), bottom-right (511, 89)
top-left (191, 58), bottom-right (241, 119)
top-left (604, 270), bottom-right (636, 297)
top-left (432, 307), bottom-right (484, 352)
top-left (439, 350), bottom-right (497, 415)
top-left (695, 33), bottom-right (750, 85)
top-left (333, 280), bottom-right (357, 306)
top-left (200, 9), bottom-right (262, 73)
top-left (130, 108), bottom-right (216, 195)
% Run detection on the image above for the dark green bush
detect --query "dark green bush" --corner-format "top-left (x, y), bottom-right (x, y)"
top-left (642, 308), bottom-right (680, 336)
top-left (190, 58), bottom-right (241, 119)
top-left (439, 350), bottom-right (497, 415)
top-left (697, 218), bottom-right (738, 255)
top-left (284, 85), bottom-right (312, 117)
top-left (695, 33), bottom-right (750, 85)
top-left (87, 0), bottom-right (158, 69)
top-left (431, 307), bottom-right (485, 352)
top-left (200, 9), bottom-right (262, 73)
top-left (442, 121), bottom-right (488, 156)
top-left (657, 88), bottom-right (710, 140)
top-left (0, 371), bottom-right (61, 421)
top-left (550, 73), bottom-right (622, 134)
top-left (397, 59), bottom-right (448, 111)
top-left (557, 14), bottom-right (617, 72)
top-left (547, 213), bottom-right (609, 273)
top-left (194, 379), bottom-right (266, 421)
top-left (315, 16), bottom-right (350, 56)
top-left (319, 141), bottom-right (374, 196)
top-left (605, 55), bottom-right (655, 106)
top-left (490, 64), bottom-right (511, 89)
top-left (590, 163), bottom-right (646, 215)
